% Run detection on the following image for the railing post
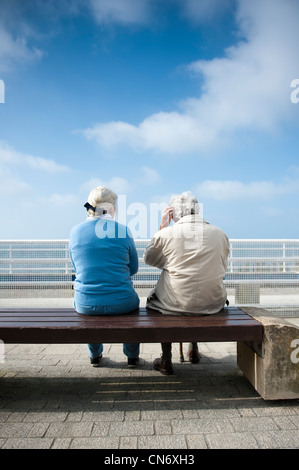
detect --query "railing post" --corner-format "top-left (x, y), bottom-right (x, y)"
top-left (283, 241), bottom-right (286, 273)
top-left (9, 242), bottom-right (12, 275)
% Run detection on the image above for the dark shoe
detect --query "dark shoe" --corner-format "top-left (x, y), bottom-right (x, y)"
top-left (90, 354), bottom-right (102, 367)
top-left (128, 357), bottom-right (139, 368)
top-left (187, 349), bottom-right (200, 364)
top-left (153, 357), bottom-right (174, 375)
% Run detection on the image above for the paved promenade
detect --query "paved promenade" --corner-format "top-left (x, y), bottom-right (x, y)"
top-left (0, 341), bottom-right (299, 449)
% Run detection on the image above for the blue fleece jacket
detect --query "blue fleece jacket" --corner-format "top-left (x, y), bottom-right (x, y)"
top-left (69, 218), bottom-right (138, 306)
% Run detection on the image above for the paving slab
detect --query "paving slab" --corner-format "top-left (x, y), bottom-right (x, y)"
top-left (0, 341), bottom-right (299, 449)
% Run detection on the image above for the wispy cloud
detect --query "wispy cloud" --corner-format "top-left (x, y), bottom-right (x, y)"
top-left (0, 167), bottom-right (31, 195)
top-left (87, 0), bottom-right (150, 25)
top-left (0, 0), bottom-right (44, 74)
top-left (0, 26), bottom-right (43, 73)
top-left (195, 177), bottom-right (299, 201)
top-left (0, 141), bottom-right (70, 173)
top-left (87, 0), bottom-right (231, 27)
top-left (40, 193), bottom-right (80, 206)
top-left (179, 0), bottom-right (233, 23)
top-left (0, 0), bottom-right (83, 74)
top-left (0, 0), bottom-right (232, 74)
top-left (80, 176), bottom-right (131, 195)
top-left (139, 166), bottom-right (161, 186)
top-left (80, 0), bottom-right (299, 155)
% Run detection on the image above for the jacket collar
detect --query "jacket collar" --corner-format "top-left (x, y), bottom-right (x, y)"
top-left (175, 214), bottom-right (208, 225)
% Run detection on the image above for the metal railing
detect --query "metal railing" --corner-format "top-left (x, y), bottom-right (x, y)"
top-left (0, 239), bottom-right (298, 316)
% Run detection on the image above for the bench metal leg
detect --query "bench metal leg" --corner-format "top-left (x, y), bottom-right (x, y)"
top-left (179, 342), bottom-right (184, 362)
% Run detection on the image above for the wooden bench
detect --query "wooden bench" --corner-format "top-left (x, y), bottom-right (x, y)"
top-left (0, 306), bottom-right (262, 345)
top-left (2, 306), bottom-right (299, 401)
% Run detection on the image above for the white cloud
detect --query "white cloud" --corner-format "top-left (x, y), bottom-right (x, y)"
top-left (24, 155), bottom-right (69, 173)
top-left (195, 177), bottom-right (299, 201)
top-left (82, 111), bottom-right (213, 154)
top-left (81, 0), bottom-right (299, 155)
top-left (88, 0), bottom-right (150, 25)
top-left (149, 192), bottom-right (174, 205)
top-left (0, 168), bottom-right (31, 195)
top-left (80, 176), bottom-right (131, 195)
top-left (180, 0), bottom-right (232, 23)
top-left (140, 166), bottom-right (161, 185)
top-left (83, 121), bottom-right (141, 149)
top-left (0, 141), bottom-right (70, 173)
top-left (46, 193), bottom-right (80, 205)
top-left (0, 0), bottom-right (230, 75)
top-left (0, 24), bottom-right (43, 73)
top-left (88, 0), bottom-right (231, 27)
top-left (287, 165), bottom-right (299, 175)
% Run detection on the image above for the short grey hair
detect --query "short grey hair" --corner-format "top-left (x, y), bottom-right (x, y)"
top-left (169, 191), bottom-right (199, 221)
top-left (87, 186), bottom-right (117, 217)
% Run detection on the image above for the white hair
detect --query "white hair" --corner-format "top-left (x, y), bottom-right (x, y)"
top-left (169, 191), bottom-right (199, 221)
top-left (87, 186), bottom-right (117, 218)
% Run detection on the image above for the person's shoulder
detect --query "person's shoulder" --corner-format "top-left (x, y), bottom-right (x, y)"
top-left (70, 220), bottom-right (89, 238)
top-left (206, 222), bottom-right (229, 239)
top-left (71, 219), bottom-right (87, 231)
top-left (153, 225), bottom-right (174, 242)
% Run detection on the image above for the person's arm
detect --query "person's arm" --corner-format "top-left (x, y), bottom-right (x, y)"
top-left (68, 234), bottom-right (76, 272)
top-left (222, 234), bottom-right (230, 267)
top-left (128, 231), bottom-right (139, 276)
top-left (143, 236), bottom-right (166, 269)
top-left (159, 206), bottom-right (173, 230)
top-left (144, 206), bottom-right (173, 269)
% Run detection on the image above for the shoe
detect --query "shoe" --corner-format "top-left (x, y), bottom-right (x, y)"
top-left (153, 357), bottom-right (174, 375)
top-left (90, 354), bottom-right (102, 367)
top-left (127, 357), bottom-right (139, 368)
top-left (187, 349), bottom-right (200, 364)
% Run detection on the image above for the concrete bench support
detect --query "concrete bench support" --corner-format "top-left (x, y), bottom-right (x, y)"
top-left (237, 307), bottom-right (299, 400)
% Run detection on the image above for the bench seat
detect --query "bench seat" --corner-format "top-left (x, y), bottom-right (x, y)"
top-left (3, 306), bottom-right (299, 401)
top-left (0, 306), bottom-right (263, 344)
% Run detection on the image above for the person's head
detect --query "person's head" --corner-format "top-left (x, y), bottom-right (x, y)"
top-left (85, 186), bottom-right (117, 218)
top-left (169, 191), bottom-right (199, 222)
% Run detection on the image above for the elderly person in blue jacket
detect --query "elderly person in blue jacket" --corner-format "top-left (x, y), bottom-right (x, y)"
top-left (69, 186), bottom-right (140, 368)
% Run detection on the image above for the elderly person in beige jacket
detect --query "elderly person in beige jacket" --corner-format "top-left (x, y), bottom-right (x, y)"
top-left (144, 191), bottom-right (229, 375)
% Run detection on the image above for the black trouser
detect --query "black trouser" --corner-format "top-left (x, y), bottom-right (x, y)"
top-left (161, 342), bottom-right (198, 360)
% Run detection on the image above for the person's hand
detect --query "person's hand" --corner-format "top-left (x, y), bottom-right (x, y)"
top-left (160, 207), bottom-right (173, 230)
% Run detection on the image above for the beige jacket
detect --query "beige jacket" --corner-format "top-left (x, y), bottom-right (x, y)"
top-left (143, 215), bottom-right (229, 315)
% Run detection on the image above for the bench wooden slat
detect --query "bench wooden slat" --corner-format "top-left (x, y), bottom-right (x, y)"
top-left (0, 314), bottom-right (255, 325)
top-left (0, 306), bottom-right (251, 320)
top-left (0, 317), bottom-right (256, 329)
top-left (0, 307), bottom-right (258, 325)
top-left (0, 306), bottom-right (243, 315)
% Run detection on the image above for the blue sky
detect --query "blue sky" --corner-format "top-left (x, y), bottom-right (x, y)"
top-left (0, 0), bottom-right (299, 240)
